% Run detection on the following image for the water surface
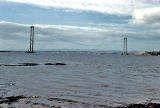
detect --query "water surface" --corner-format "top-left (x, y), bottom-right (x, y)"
top-left (0, 51), bottom-right (160, 107)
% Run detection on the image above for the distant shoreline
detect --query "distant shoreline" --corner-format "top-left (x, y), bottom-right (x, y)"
top-left (0, 51), bottom-right (11, 52)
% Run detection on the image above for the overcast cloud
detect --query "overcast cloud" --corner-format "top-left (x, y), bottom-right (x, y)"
top-left (0, 21), bottom-right (160, 51)
top-left (0, 21), bottom-right (126, 51)
top-left (6, 0), bottom-right (160, 15)
top-left (0, 0), bottom-right (160, 51)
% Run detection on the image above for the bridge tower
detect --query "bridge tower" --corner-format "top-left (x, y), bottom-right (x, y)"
top-left (29, 26), bottom-right (34, 53)
top-left (123, 37), bottom-right (128, 55)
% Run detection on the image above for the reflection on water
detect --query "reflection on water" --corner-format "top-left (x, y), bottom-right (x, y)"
top-left (0, 51), bottom-right (160, 107)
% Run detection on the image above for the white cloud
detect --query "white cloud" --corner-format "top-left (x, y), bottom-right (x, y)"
top-left (5, 0), bottom-right (159, 15)
top-left (4, 0), bottom-right (126, 15)
top-left (129, 7), bottom-right (160, 28)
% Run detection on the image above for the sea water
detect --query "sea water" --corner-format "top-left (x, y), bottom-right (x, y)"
top-left (0, 51), bottom-right (160, 107)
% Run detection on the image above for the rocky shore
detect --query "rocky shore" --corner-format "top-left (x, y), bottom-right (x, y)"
top-left (0, 96), bottom-right (160, 108)
top-left (135, 51), bottom-right (160, 56)
top-left (117, 103), bottom-right (160, 108)
top-left (0, 62), bottom-right (66, 67)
